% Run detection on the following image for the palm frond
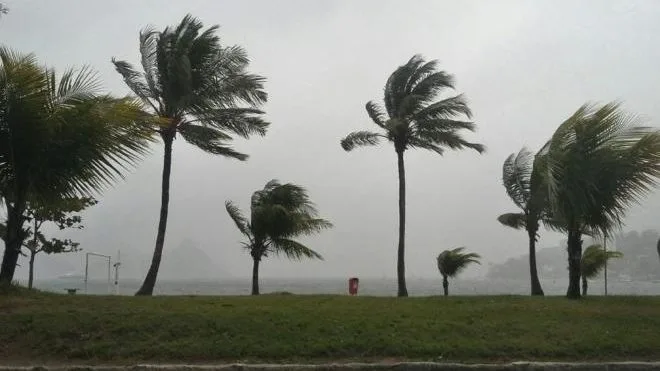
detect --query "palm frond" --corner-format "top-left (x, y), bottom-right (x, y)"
top-left (225, 201), bottom-right (251, 238)
top-left (502, 148), bottom-right (533, 210)
top-left (365, 101), bottom-right (386, 128)
top-left (178, 123), bottom-right (248, 159)
top-left (340, 131), bottom-right (383, 151)
top-left (497, 212), bottom-right (526, 230)
top-left (188, 107), bottom-right (269, 138)
top-left (269, 238), bottom-right (324, 261)
top-left (414, 94), bottom-right (472, 121)
top-left (409, 130), bottom-right (484, 153)
top-left (111, 59), bottom-right (154, 106)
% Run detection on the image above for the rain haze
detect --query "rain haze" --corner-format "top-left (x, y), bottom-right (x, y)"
top-left (1, 0), bottom-right (659, 287)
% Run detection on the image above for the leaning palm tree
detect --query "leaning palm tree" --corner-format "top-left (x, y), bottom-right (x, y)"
top-left (436, 247), bottom-right (481, 296)
top-left (542, 102), bottom-right (660, 299)
top-left (0, 48), bottom-right (152, 283)
top-left (580, 244), bottom-right (623, 296)
top-left (113, 14), bottom-right (269, 295)
top-left (340, 55), bottom-right (484, 297)
top-left (225, 180), bottom-right (332, 295)
top-left (497, 148), bottom-right (552, 296)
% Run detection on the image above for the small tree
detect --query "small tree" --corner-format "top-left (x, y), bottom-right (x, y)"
top-left (436, 247), bottom-right (481, 296)
top-left (581, 244), bottom-right (623, 296)
top-left (22, 197), bottom-right (97, 289)
top-left (225, 180), bottom-right (332, 295)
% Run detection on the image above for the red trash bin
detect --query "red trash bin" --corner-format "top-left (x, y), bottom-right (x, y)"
top-left (348, 277), bottom-right (359, 296)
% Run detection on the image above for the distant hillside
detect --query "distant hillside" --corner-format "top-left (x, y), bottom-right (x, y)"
top-left (488, 229), bottom-right (660, 281)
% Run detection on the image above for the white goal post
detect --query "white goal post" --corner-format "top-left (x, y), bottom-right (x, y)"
top-left (84, 252), bottom-right (112, 294)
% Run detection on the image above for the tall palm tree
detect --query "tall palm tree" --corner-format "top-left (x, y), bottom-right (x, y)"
top-left (225, 180), bottom-right (332, 295)
top-left (542, 102), bottom-right (660, 299)
top-left (436, 247), bottom-right (481, 296)
top-left (113, 14), bottom-right (269, 295)
top-left (580, 244), bottom-right (622, 296)
top-left (497, 148), bottom-right (551, 296)
top-left (0, 48), bottom-right (152, 283)
top-left (340, 55), bottom-right (484, 297)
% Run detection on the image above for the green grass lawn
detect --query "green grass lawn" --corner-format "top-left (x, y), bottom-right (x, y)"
top-left (1, 290), bottom-right (659, 363)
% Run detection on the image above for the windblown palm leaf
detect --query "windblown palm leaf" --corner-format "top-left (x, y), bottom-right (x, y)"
top-left (114, 14), bottom-right (270, 295)
top-left (436, 247), bottom-right (481, 278)
top-left (340, 55), bottom-right (484, 297)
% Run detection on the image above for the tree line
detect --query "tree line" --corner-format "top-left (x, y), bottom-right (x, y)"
top-left (2, 14), bottom-right (659, 298)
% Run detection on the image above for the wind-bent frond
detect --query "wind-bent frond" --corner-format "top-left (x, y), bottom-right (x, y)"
top-left (111, 59), bottom-right (152, 102)
top-left (340, 131), bottom-right (383, 151)
top-left (270, 238), bottom-right (324, 261)
top-left (225, 201), bottom-right (251, 238)
top-left (502, 148), bottom-right (533, 210)
top-left (179, 123), bottom-right (247, 159)
top-left (365, 101), bottom-right (386, 128)
top-left (414, 94), bottom-right (472, 121)
top-left (437, 247), bottom-right (481, 278)
top-left (189, 107), bottom-right (268, 138)
top-left (581, 244), bottom-right (623, 279)
top-left (497, 213), bottom-right (526, 230)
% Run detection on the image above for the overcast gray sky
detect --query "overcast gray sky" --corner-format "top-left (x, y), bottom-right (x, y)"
top-left (2, 0), bottom-right (659, 281)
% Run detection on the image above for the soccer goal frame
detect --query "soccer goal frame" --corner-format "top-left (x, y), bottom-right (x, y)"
top-left (84, 252), bottom-right (112, 294)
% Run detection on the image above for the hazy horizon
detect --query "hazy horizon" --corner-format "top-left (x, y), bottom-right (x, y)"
top-left (2, 0), bottom-right (659, 283)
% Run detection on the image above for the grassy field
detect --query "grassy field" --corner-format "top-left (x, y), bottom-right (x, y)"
top-left (1, 289), bottom-right (660, 364)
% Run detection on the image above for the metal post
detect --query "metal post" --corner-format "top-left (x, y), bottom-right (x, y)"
top-left (107, 257), bottom-right (112, 294)
top-left (113, 250), bottom-right (121, 295)
top-left (84, 253), bottom-right (89, 294)
top-left (603, 233), bottom-right (608, 296)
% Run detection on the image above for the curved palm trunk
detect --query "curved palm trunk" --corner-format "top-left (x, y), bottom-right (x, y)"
top-left (566, 228), bottom-right (583, 299)
top-left (0, 200), bottom-right (26, 284)
top-left (528, 231), bottom-right (544, 296)
top-left (136, 133), bottom-right (174, 296)
top-left (251, 256), bottom-right (260, 295)
top-left (581, 276), bottom-right (588, 296)
top-left (28, 250), bottom-right (36, 290)
top-left (442, 275), bottom-right (449, 296)
top-left (396, 150), bottom-right (408, 297)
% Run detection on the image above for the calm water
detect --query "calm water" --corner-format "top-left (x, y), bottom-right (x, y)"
top-left (31, 277), bottom-right (660, 296)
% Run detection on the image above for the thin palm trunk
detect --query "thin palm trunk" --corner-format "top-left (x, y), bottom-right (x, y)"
top-left (528, 230), bottom-right (544, 296)
top-left (27, 250), bottom-right (36, 290)
top-left (566, 228), bottom-right (583, 299)
top-left (0, 199), bottom-right (26, 284)
top-left (251, 257), bottom-right (260, 295)
top-left (581, 275), bottom-right (588, 296)
top-left (442, 275), bottom-right (449, 296)
top-left (136, 133), bottom-right (174, 296)
top-left (396, 150), bottom-right (408, 297)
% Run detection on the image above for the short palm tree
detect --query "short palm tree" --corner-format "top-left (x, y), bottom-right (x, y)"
top-left (340, 55), bottom-right (484, 297)
top-left (0, 48), bottom-right (152, 283)
top-left (436, 247), bottom-right (481, 296)
top-left (542, 102), bottom-right (660, 299)
top-left (580, 244), bottom-right (623, 296)
top-left (113, 14), bottom-right (269, 295)
top-left (225, 180), bottom-right (332, 295)
top-left (497, 148), bottom-right (551, 296)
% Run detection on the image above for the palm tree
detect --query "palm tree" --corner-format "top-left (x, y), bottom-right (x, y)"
top-left (542, 102), bottom-right (660, 299)
top-left (580, 244), bottom-right (623, 296)
top-left (0, 48), bottom-right (152, 283)
top-left (113, 14), bottom-right (269, 295)
top-left (340, 55), bottom-right (484, 297)
top-left (436, 247), bottom-right (481, 296)
top-left (497, 148), bottom-right (551, 296)
top-left (225, 180), bottom-right (332, 295)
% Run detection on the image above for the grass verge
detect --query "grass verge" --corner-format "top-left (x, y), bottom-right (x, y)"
top-left (1, 293), bottom-right (659, 363)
